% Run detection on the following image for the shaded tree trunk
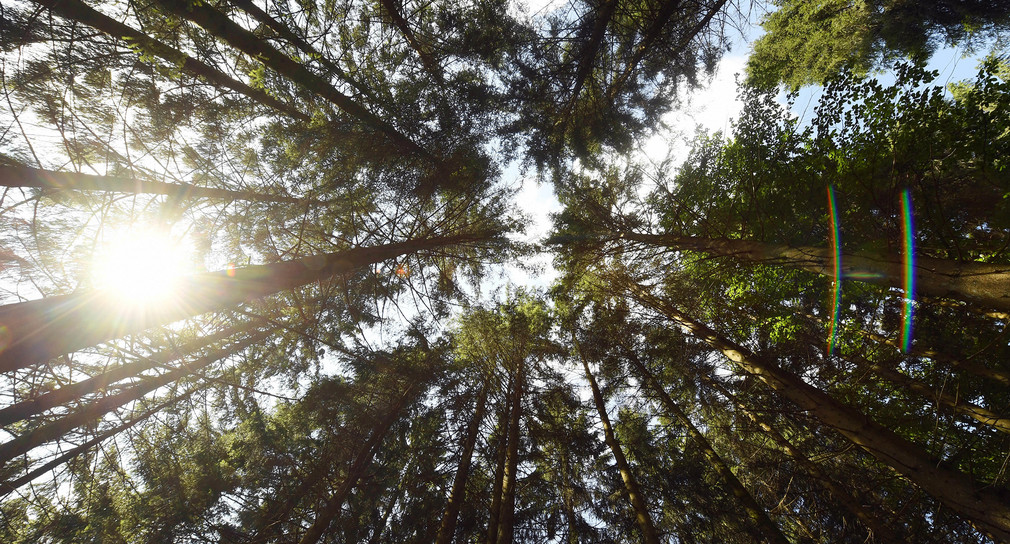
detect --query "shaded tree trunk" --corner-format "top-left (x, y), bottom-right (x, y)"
top-left (0, 233), bottom-right (485, 372)
top-left (0, 166), bottom-right (305, 203)
top-left (436, 383), bottom-right (489, 544)
top-left (0, 322), bottom-right (255, 426)
top-left (154, 0), bottom-right (432, 159)
top-left (624, 232), bottom-right (1010, 313)
top-left (628, 283), bottom-right (1010, 541)
top-left (703, 376), bottom-right (905, 543)
top-left (32, 0), bottom-right (308, 120)
top-left (377, 0), bottom-right (442, 81)
top-left (0, 329), bottom-right (270, 468)
top-left (486, 381), bottom-right (512, 544)
top-left (0, 388), bottom-right (196, 497)
top-left (495, 359), bottom-right (525, 544)
top-left (574, 337), bottom-right (661, 544)
top-left (621, 346), bottom-right (789, 544)
top-left (296, 383), bottom-right (421, 544)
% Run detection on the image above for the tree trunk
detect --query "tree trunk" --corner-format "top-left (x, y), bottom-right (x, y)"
top-left (436, 383), bottom-right (489, 544)
top-left (0, 233), bottom-right (484, 372)
top-left (0, 322), bottom-right (257, 426)
top-left (624, 232), bottom-right (1010, 313)
top-left (377, 0), bottom-right (442, 81)
top-left (32, 0), bottom-right (307, 120)
top-left (0, 329), bottom-right (270, 468)
top-left (565, 0), bottom-right (620, 118)
top-left (228, 0), bottom-right (378, 102)
top-left (703, 377), bottom-right (904, 543)
top-left (0, 166), bottom-right (305, 203)
top-left (495, 358), bottom-right (525, 544)
top-left (622, 346), bottom-right (789, 544)
top-left (575, 338), bottom-right (661, 544)
top-left (154, 0), bottom-right (431, 159)
top-left (486, 382), bottom-right (512, 544)
top-left (0, 388), bottom-right (195, 496)
top-left (296, 384), bottom-right (420, 544)
top-left (629, 284), bottom-right (1010, 541)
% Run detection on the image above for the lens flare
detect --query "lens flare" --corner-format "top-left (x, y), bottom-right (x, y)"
top-left (900, 189), bottom-right (916, 352)
top-left (827, 185), bottom-right (841, 355)
top-left (92, 228), bottom-right (188, 304)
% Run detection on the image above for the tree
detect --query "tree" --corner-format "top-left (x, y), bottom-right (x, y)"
top-left (747, 0), bottom-right (1010, 89)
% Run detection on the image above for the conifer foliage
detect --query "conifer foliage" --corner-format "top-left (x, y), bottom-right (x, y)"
top-left (1, 0), bottom-right (1009, 542)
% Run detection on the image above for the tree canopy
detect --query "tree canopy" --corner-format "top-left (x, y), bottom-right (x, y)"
top-left (1, 0), bottom-right (1009, 543)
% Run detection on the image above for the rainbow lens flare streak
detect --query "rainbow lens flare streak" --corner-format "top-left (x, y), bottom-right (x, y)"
top-left (900, 189), bottom-right (915, 352)
top-left (827, 186), bottom-right (841, 355)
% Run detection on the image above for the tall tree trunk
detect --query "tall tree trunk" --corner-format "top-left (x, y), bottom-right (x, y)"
top-left (0, 387), bottom-right (196, 496)
top-left (0, 166), bottom-right (305, 203)
top-left (377, 0), bottom-right (442, 81)
top-left (621, 346), bottom-right (789, 544)
top-left (564, 0), bottom-right (620, 119)
top-left (436, 383), bottom-right (489, 544)
top-left (624, 232), bottom-right (1010, 313)
top-left (495, 359), bottom-right (525, 544)
top-left (0, 322), bottom-right (257, 426)
top-left (574, 337), bottom-right (661, 544)
top-left (801, 311), bottom-right (1010, 386)
top-left (0, 329), bottom-right (270, 468)
top-left (295, 383), bottom-right (420, 544)
top-left (31, 0), bottom-right (307, 120)
top-left (486, 382), bottom-right (512, 544)
top-left (228, 0), bottom-right (378, 102)
top-left (154, 0), bottom-right (432, 159)
top-left (628, 283), bottom-right (1010, 541)
top-left (0, 233), bottom-right (484, 372)
top-left (837, 348), bottom-right (1010, 434)
top-left (703, 377), bottom-right (904, 543)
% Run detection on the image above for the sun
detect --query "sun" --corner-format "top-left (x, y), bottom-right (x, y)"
top-left (91, 228), bottom-right (189, 303)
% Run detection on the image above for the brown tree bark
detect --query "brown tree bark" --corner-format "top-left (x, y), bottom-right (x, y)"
top-left (32, 0), bottom-right (308, 120)
top-left (377, 0), bottom-right (442, 81)
top-left (621, 346), bottom-right (789, 544)
top-left (574, 337), bottom-right (661, 544)
top-left (628, 283), bottom-right (1010, 541)
top-left (0, 233), bottom-right (484, 372)
top-left (0, 322), bottom-right (253, 426)
top-left (0, 329), bottom-right (270, 468)
top-left (435, 383), bottom-right (489, 544)
top-left (154, 0), bottom-right (432, 159)
top-left (495, 358), bottom-right (525, 544)
top-left (0, 166), bottom-right (305, 203)
top-left (486, 382), bottom-right (512, 544)
top-left (702, 377), bottom-right (904, 543)
top-left (624, 232), bottom-right (1010, 313)
top-left (295, 383), bottom-right (421, 544)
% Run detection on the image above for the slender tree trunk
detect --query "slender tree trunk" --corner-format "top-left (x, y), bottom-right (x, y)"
top-left (801, 311), bottom-right (1010, 386)
top-left (621, 346), bottom-right (789, 544)
top-left (296, 384), bottom-right (420, 544)
top-left (0, 329), bottom-right (269, 468)
top-left (436, 384), bottom-right (489, 544)
top-left (703, 377), bottom-right (904, 543)
top-left (377, 0), bottom-right (442, 80)
top-left (0, 166), bottom-right (305, 203)
top-left (628, 283), bottom-right (1010, 541)
top-left (0, 388), bottom-right (195, 496)
top-left (0, 322), bottom-right (255, 426)
top-left (154, 0), bottom-right (431, 159)
top-left (624, 232), bottom-right (1010, 313)
top-left (0, 233), bottom-right (485, 372)
top-left (607, 0), bottom-right (728, 99)
top-left (228, 0), bottom-right (378, 102)
top-left (31, 0), bottom-right (307, 120)
top-left (486, 383), bottom-right (512, 544)
top-left (495, 359), bottom-right (525, 544)
top-left (564, 0), bottom-right (619, 118)
top-left (574, 339), bottom-right (661, 544)
top-left (837, 348), bottom-right (1010, 434)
